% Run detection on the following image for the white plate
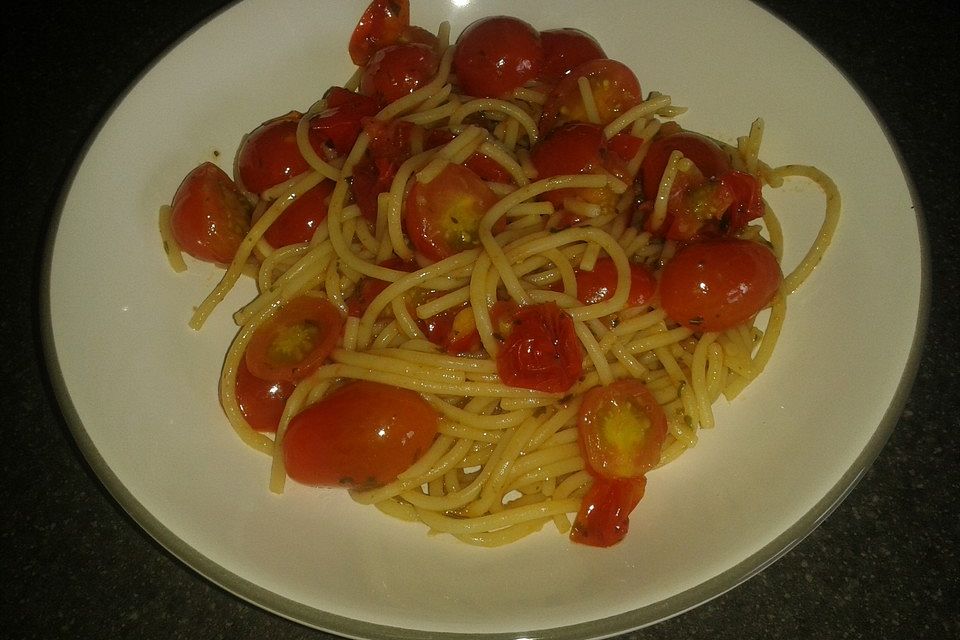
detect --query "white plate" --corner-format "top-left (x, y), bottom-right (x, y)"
top-left (43, 1), bottom-right (926, 638)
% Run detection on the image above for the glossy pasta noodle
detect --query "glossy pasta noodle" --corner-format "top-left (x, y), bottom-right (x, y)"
top-left (160, 4), bottom-right (840, 547)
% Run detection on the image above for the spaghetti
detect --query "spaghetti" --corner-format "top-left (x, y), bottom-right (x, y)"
top-left (161, 2), bottom-right (840, 548)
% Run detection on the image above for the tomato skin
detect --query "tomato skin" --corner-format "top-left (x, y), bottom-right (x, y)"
top-left (539, 59), bottom-right (642, 132)
top-left (236, 112), bottom-right (311, 196)
top-left (245, 295), bottom-right (344, 382)
top-left (308, 87), bottom-right (380, 158)
top-left (234, 358), bottom-right (294, 433)
top-left (575, 258), bottom-right (656, 307)
top-left (570, 476), bottom-right (646, 547)
top-left (660, 238), bottom-right (783, 332)
top-left (452, 16), bottom-right (543, 98)
top-left (169, 162), bottom-right (253, 265)
top-left (262, 179), bottom-right (334, 248)
top-left (404, 162), bottom-right (502, 261)
top-left (539, 28), bottom-right (606, 82)
top-left (721, 170), bottom-right (766, 229)
top-left (349, 0), bottom-right (411, 66)
top-left (577, 379), bottom-right (667, 479)
top-left (282, 380), bottom-right (439, 489)
top-left (360, 42), bottom-right (440, 104)
top-left (496, 302), bottom-right (583, 394)
top-left (640, 131), bottom-right (732, 200)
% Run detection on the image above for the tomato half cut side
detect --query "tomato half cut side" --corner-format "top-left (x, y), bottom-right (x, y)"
top-left (282, 380), bottom-right (439, 489)
top-left (577, 378), bottom-right (667, 479)
top-left (404, 162), bottom-right (502, 261)
top-left (169, 162), bottom-right (253, 265)
top-left (245, 295), bottom-right (344, 382)
top-left (496, 301), bottom-right (583, 394)
top-left (452, 16), bottom-right (543, 98)
top-left (659, 238), bottom-right (783, 332)
top-left (570, 476), bottom-right (647, 547)
top-left (539, 59), bottom-right (642, 133)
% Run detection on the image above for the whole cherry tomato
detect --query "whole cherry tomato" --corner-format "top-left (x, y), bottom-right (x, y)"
top-left (539, 28), bottom-right (606, 82)
top-left (496, 301), bottom-right (583, 394)
top-left (235, 112), bottom-right (311, 196)
top-left (262, 179), bottom-right (335, 248)
top-left (282, 380), bottom-right (439, 489)
top-left (539, 59), bottom-right (642, 132)
top-left (659, 238), bottom-right (782, 332)
top-left (360, 42), bottom-right (440, 104)
top-left (452, 16), bottom-right (543, 98)
top-left (169, 162), bottom-right (252, 265)
top-left (404, 162), bottom-right (502, 261)
top-left (575, 258), bottom-right (657, 306)
top-left (245, 295), bottom-right (344, 382)
top-left (234, 357), bottom-right (294, 433)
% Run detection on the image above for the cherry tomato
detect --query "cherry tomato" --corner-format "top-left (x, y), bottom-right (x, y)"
top-left (404, 162), bottom-right (502, 261)
top-left (539, 28), bottom-right (606, 82)
top-left (282, 380), bottom-right (439, 489)
top-left (640, 131), bottom-right (732, 200)
top-left (262, 179), bottom-right (334, 248)
top-left (245, 295), bottom-right (344, 382)
top-left (575, 258), bottom-right (656, 306)
top-left (539, 59), bottom-right (642, 132)
top-left (235, 112), bottom-right (311, 196)
top-left (360, 42), bottom-right (440, 104)
top-left (570, 476), bottom-right (646, 547)
top-left (421, 304), bottom-right (481, 355)
top-left (646, 174), bottom-right (735, 241)
top-left (660, 238), bottom-right (783, 332)
top-left (608, 132), bottom-right (644, 163)
top-left (452, 16), bottom-right (543, 98)
top-left (308, 87), bottom-right (380, 159)
top-left (349, 0), bottom-right (411, 66)
top-left (234, 358), bottom-right (294, 433)
top-left (496, 301), bottom-right (583, 394)
top-left (721, 171), bottom-right (766, 229)
top-left (169, 162), bottom-right (252, 265)
top-left (345, 257), bottom-right (417, 318)
top-left (577, 378), bottom-right (667, 479)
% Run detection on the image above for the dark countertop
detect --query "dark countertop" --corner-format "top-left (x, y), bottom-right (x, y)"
top-left (5, 1), bottom-right (957, 639)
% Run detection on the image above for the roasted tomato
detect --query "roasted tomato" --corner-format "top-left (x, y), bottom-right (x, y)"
top-left (539, 59), bottom-right (642, 132)
top-left (570, 476), bottom-right (647, 547)
top-left (452, 16), bottom-right (543, 98)
top-left (539, 28), bottom-right (606, 82)
top-left (640, 131), bottom-right (732, 201)
top-left (282, 380), bottom-right (439, 489)
top-left (349, 0), bottom-right (411, 66)
top-left (234, 358), bottom-right (295, 433)
top-left (660, 238), bottom-right (782, 332)
top-left (360, 42), bottom-right (440, 104)
top-left (245, 295), bottom-right (344, 382)
top-left (235, 112), bottom-right (310, 196)
top-left (169, 162), bottom-right (252, 265)
top-left (575, 258), bottom-right (656, 306)
top-left (308, 87), bottom-right (380, 159)
top-left (404, 162), bottom-right (502, 261)
top-left (496, 301), bottom-right (583, 394)
top-left (262, 179), bottom-right (334, 248)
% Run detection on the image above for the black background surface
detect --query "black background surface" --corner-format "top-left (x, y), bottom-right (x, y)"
top-left (4, 1), bottom-right (958, 639)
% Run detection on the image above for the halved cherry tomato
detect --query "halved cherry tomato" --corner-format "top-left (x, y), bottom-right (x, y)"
top-left (282, 380), bottom-right (439, 489)
top-left (721, 171), bottom-right (766, 229)
top-left (645, 174), bottom-right (735, 241)
top-left (236, 112), bottom-right (310, 196)
top-left (262, 179), bottom-right (334, 248)
top-left (577, 378), bottom-right (667, 479)
top-left (608, 132), bottom-right (644, 163)
top-left (245, 295), bottom-right (344, 382)
top-left (539, 59), bottom-right (642, 133)
top-left (575, 258), bottom-right (656, 306)
top-left (349, 0), bottom-right (411, 66)
top-left (360, 42), bottom-right (440, 104)
top-left (169, 162), bottom-right (252, 265)
top-left (570, 476), bottom-right (646, 547)
top-left (404, 162), bottom-right (502, 261)
top-left (640, 131), bottom-right (732, 200)
top-left (452, 16), bottom-right (543, 98)
top-left (308, 87), bottom-right (380, 159)
top-left (529, 122), bottom-right (622, 218)
top-left (496, 301), bottom-right (583, 394)
top-left (234, 358), bottom-right (294, 433)
top-left (539, 28), bottom-right (606, 82)
top-left (660, 238), bottom-right (782, 332)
